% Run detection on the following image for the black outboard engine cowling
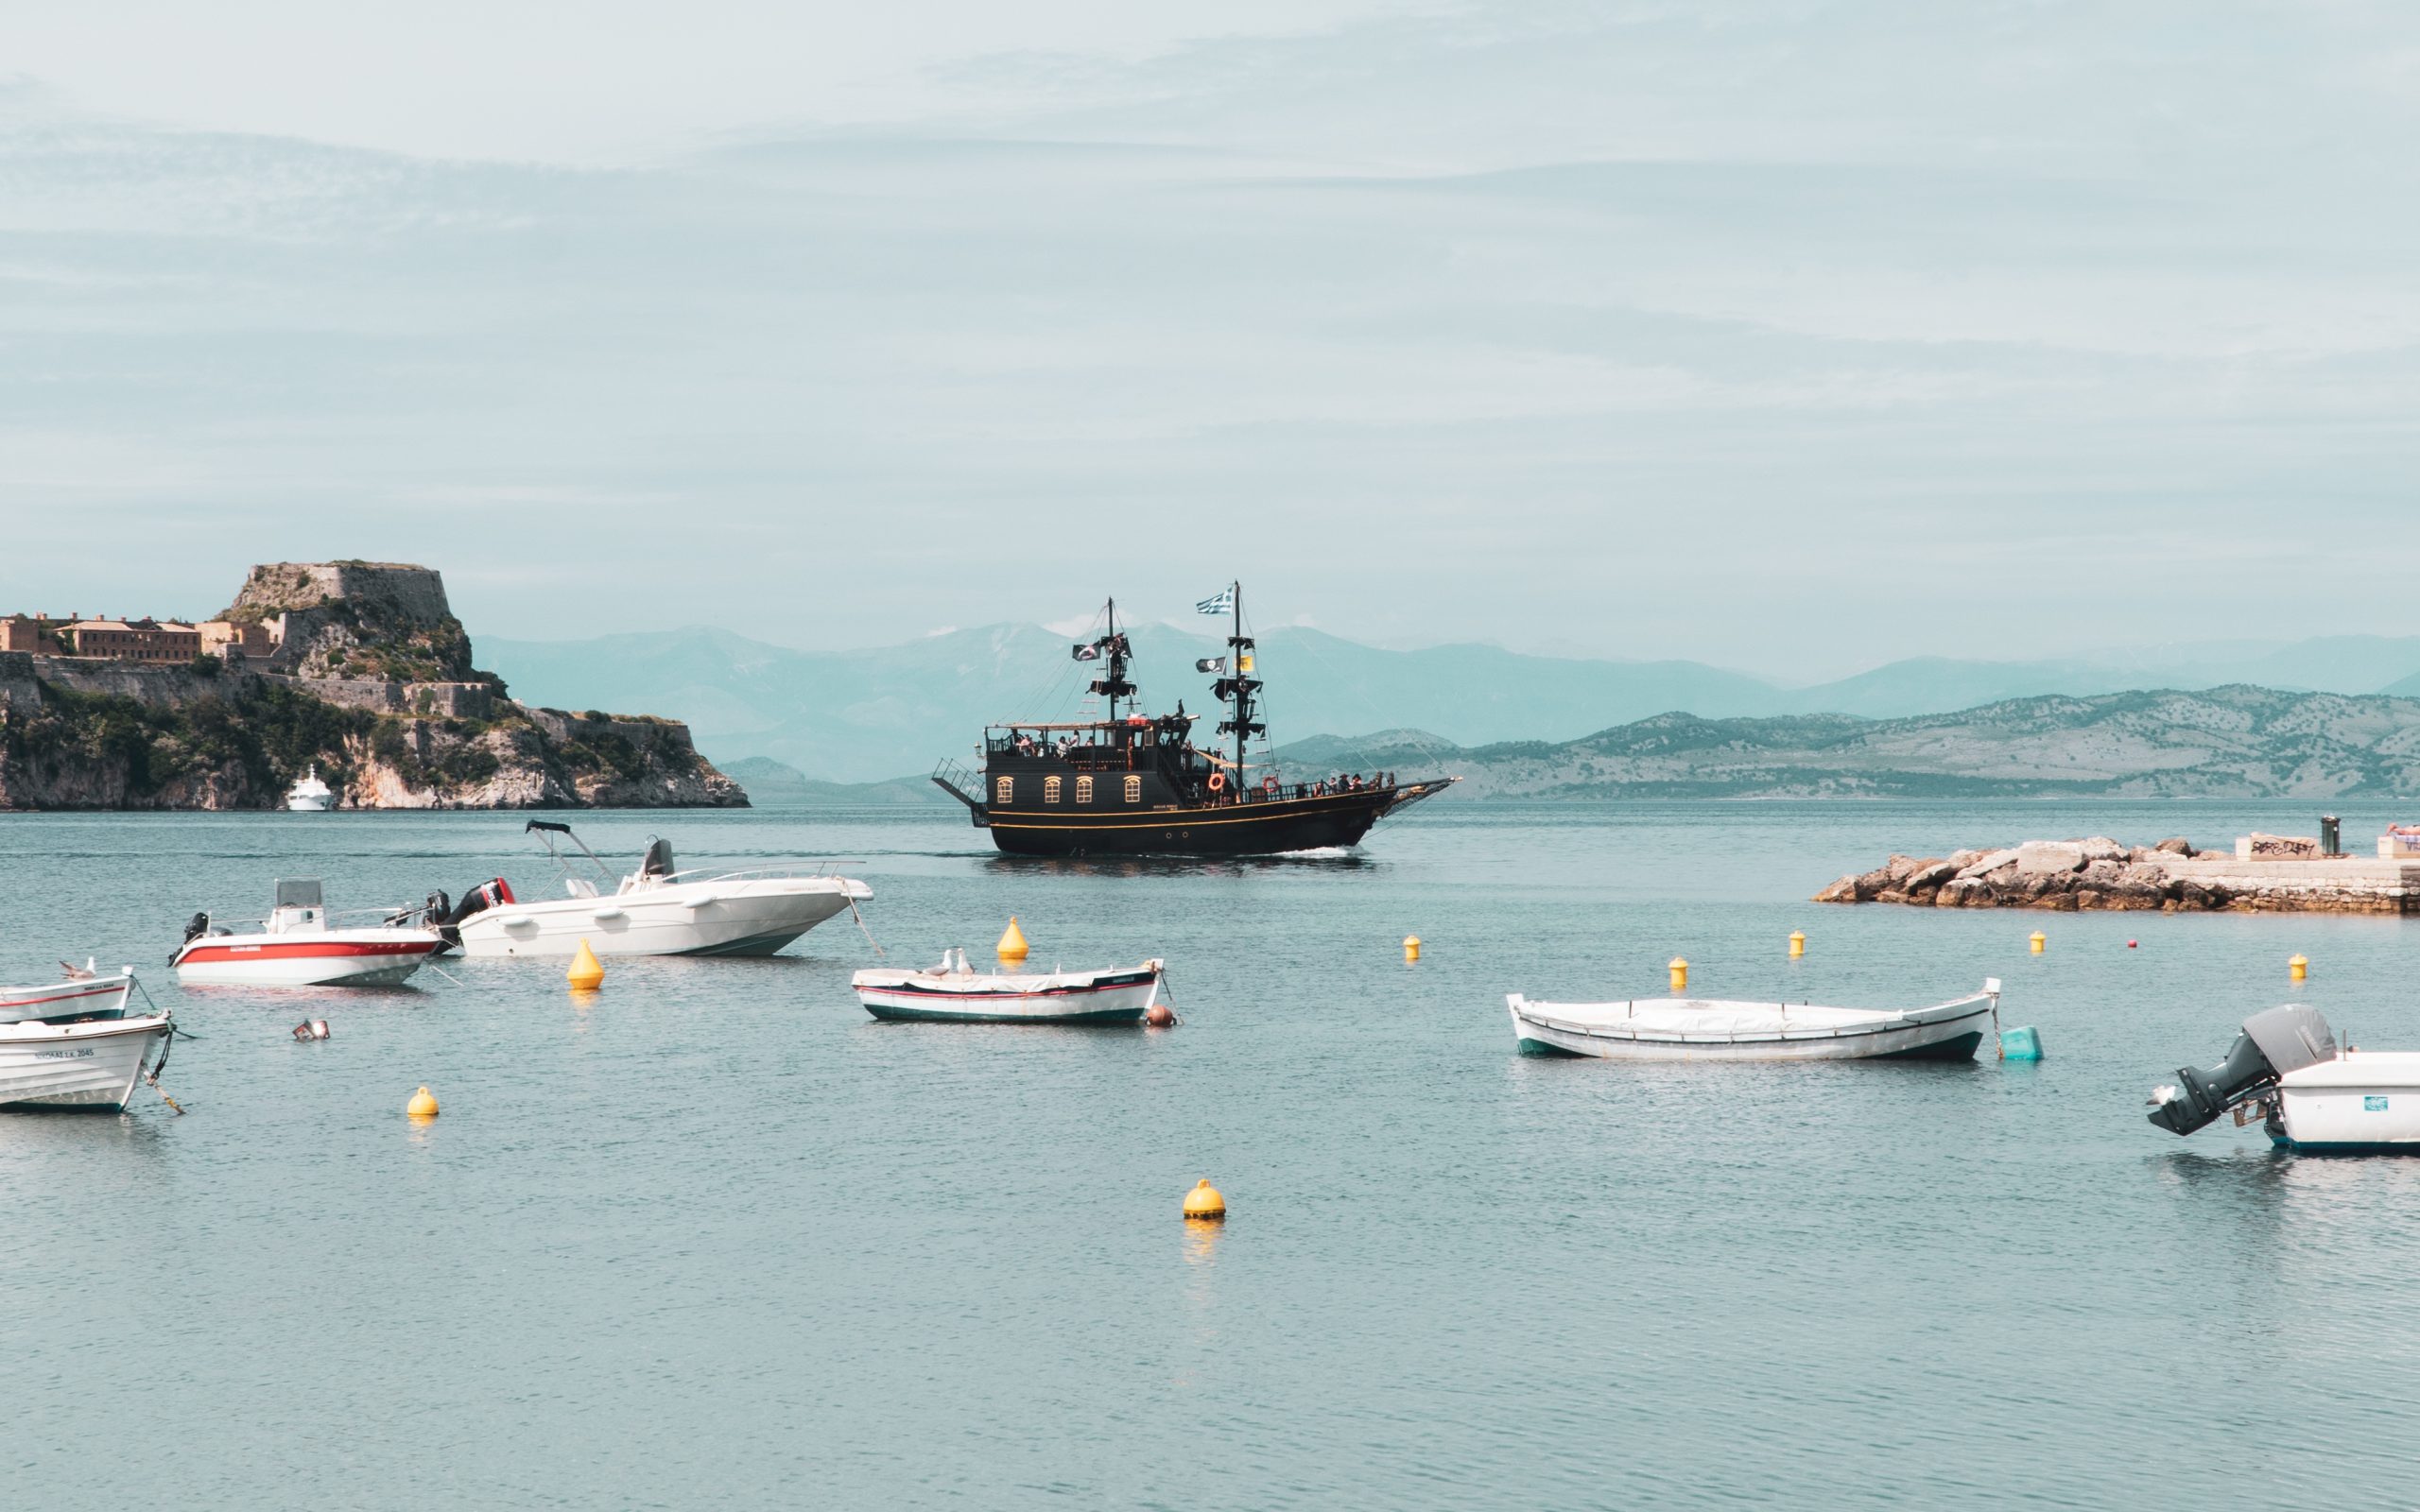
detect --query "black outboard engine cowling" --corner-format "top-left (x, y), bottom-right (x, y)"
top-left (430, 878), bottom-right (517, 950)
top-left (2148, 1005), bottom-right (2338, 1135)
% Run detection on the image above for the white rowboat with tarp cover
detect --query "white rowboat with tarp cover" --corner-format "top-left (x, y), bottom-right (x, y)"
top-left (1507, 981), bottom-right (2001, 1062)
top-left (854, 951), bottom-right (1165, 1023)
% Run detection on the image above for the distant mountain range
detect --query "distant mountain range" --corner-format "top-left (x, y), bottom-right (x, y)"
top-left (1278, 686), bottom-right (2420, 799)
top-left (483, 625), bottom-right (2420, 784)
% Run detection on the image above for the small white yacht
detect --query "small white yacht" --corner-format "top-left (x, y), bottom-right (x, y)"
top-left (285, 765), bottom-right (334, 811)
top-left (442, 822), bottom-right (872, 958)
top-left (173, 879), bottom-right (445, 987)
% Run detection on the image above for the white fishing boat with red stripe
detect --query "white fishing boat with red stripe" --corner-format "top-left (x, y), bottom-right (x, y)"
top-left (853, 950), bottom-right (1165, 1023)
top-left (2, 964), bottom-right (136, 1024)
top-left (0, 966), bottom-right (176, 1110)
top-left (173, 878), bottom-right (444, 988)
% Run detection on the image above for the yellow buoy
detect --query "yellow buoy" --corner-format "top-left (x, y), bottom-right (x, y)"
top-left (1404, 934), bottom-right (1422, 962)
top-left (1668, 956), bottom-right (1688, 993)
top-left (1183, 1178), bottom-right (1227, 1221)
top-left (567, 937), bottom-right (605, 991)
top-left (997, 916), bottom-right (1030, 963)
top-left (1789, 930), bottom-right (1806, 958)
top-left (2030, 931), bottom-right (2047, 954)
top-left (406, 1085), bottom-right (439, 1119)
top-left (2290, 953), bottom-right (2309, 982)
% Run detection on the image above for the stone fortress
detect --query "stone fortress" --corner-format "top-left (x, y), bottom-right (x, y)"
top-left (2, 562), bottom-right (500, 718)
top-left (0, 560), bottom-right (740, 810)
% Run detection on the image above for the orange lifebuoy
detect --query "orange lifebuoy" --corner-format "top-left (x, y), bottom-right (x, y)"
top-left (1261, 775), bottom-right (1279, 796)
top-left (1206, 771), bottom-right (1225, 793)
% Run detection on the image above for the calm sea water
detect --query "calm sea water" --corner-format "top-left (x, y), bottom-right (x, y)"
top-left (9, 799), bottom-right (2420, 1510)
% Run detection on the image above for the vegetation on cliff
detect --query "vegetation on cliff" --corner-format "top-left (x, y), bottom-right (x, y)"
top-left (0, 559), bottom-right (741, 810)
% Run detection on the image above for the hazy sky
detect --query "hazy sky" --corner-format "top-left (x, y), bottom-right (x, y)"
top-left (5, 2), bottom-right (2416, 678)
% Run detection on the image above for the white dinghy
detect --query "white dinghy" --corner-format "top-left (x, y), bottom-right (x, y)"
top-left (445, 822), bottom-right (872, 959)
top-left (2149, 1005), bottom-right (2420, 1153)
top-left (854, 950), bottom-right (1166, 1023)
top-left (0, 967), bottom-right (175, 1111)
top-left (1, 965), bottom-right (136, 1024)
top-left (1508, 980), bottom-right (2001, 1062)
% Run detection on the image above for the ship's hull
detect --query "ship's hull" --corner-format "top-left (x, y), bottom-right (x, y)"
top-left (980, 782), bottom-right (1448, 858)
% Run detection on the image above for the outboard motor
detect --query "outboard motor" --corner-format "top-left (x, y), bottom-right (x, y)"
top-left (2148, 1005), bottom-right (2338, 1135)
top-left (182, 912), bottom-right (211, 945)
top-left (431, 878), bottom-right (516, 950)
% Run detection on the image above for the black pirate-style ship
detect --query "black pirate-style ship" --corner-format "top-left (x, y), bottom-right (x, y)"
top-left (932, 584), bottom-right (1455, 857)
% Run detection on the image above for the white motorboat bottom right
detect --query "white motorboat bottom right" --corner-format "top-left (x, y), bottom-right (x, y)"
top-left (2148, 1005), bottom-right (2420, 1153)
top-left (1507, 981), bottom-right (2001, 1062)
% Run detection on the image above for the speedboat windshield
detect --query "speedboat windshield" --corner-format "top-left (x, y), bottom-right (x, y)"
top-left (274, 878), bottom-right (324, 911)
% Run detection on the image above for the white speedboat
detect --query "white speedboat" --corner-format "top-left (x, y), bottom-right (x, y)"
top-left (446, 822), bottom-right (872, 958)
top-left (2149, 1005), bottom-right (2420, 1152)
top-left (0, 969), bottom-right (174, 1110)
top-left (285, 765), bottom-right (334, 811)
top-left (853, 950), bottom-right (1164, 1023)
top-left (1507, 980), bottom-right (2001, 1062)
top-left (173, 879), bottom-right (445, 987)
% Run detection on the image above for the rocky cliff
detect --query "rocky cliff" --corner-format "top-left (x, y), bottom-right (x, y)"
top-left (0, 562), bottom-right (743, 811)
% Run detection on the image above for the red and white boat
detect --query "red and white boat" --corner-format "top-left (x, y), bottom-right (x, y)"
top-left (173, 879), bottom-right (444, 988)
top-left (852, 950), bottom-right (1166, 1023)
top-left (2, 963), bottom-right (136, 1024)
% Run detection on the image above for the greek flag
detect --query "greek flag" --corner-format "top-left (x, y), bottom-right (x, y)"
top-left (1196, 587), bottom-right (1235, 615)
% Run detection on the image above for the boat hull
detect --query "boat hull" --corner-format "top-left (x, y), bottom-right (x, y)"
top-left (978, 782), bottom-right (1451, 858)
top-left (458, 879), bottom-right (869, 958)
top-left (2272, 1056), bottom-right (2420, 1151)
top-left (174, 935), bottom-right (441, 987)
top-left (853, 966), bottom-right (1160, 1023)
top-left (1508, 995), bottom-right (1994, 1063)
top-left (0, 1016), bottom-right (172, 1110)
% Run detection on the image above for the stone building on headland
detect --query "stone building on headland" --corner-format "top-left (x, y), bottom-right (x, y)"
top-left (62, 618), bottom-right (202, 663)
top-left (0, 610), bottom-right (285, 663)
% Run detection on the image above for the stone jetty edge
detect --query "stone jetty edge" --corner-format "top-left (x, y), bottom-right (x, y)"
top-left (1814, 838), bottom-right (2420, 915)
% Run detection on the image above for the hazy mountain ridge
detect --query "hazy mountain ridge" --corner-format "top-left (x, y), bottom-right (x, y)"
top-left (484, 626), bottom-right (2420, 783)
top-left (1282, 687), bottom-right (2420, 799)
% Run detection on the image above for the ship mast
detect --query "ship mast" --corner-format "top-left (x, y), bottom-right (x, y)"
top-left (1085, 598), bottom-right (1135, 722)
top-left (1213, 579), bottom-right (1263, 775)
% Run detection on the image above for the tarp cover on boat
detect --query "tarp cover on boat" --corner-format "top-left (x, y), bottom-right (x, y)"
top-left (1514, 997), bottom-right (1966, 1038)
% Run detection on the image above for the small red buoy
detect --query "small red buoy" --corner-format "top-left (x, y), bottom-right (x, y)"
top-left (2128, 939), bottom-right (2138, 949)
top-left (1145, 1004), bottom-right (1176, 1028)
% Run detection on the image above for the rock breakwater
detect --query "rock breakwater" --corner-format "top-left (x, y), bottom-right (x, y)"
top-left (1815, 837), bottom-right (2420, 914)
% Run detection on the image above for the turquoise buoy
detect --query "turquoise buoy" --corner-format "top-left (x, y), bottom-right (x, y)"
top-left (1999, 1025), bottom-right (2044, 1061)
